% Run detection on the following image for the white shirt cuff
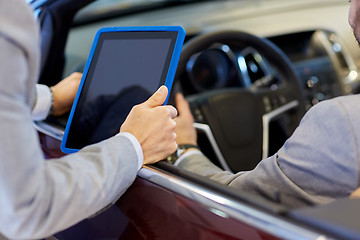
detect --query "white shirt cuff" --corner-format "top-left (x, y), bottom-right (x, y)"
top-left (32, 84), bottom-right (52, 121)
top-left (174, 149), bottom-right (203, 166)
top-left (117, 132), bottom-right (143, 171)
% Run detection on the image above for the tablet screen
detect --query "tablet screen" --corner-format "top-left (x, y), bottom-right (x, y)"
top-left (62, 28), bottom-right (184, 152)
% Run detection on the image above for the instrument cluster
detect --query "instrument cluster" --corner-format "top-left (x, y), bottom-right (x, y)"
top-left (184, 43), bottom-right (281, 94)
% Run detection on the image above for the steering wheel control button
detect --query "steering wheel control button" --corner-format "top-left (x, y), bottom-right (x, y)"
top-left (193, 108), bottom-right (205, 123)
top-left (279, 95), bottom-right (287, 105)
top-left (271, 97), bottom-right (280, 109)
top-left (263, 96), bottom-right (272, 112)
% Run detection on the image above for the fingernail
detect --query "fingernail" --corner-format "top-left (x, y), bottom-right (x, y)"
top-left (157, 85), bottom-right (167, 93)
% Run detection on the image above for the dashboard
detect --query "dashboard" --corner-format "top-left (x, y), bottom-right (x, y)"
top-left (270, 30), bottom-right (360, 108)
top-left (180, 29), bottom-right (360, 109)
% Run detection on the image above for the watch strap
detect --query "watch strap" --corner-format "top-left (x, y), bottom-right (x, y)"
top-left (167, 144), bottom-right (199, 164)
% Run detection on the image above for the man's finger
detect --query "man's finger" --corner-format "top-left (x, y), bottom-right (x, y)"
top-left (165, 105), bottom-right (178, 119)
top-left (175, 93), bottom-right (192, 117)
top-left (142, 85), bottom-right (168, 108)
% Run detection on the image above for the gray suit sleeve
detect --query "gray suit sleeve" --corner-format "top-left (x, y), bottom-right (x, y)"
top-left (0, 39), bottom-right (139, 236)
top-left (178, 98), bottom-right (360, 208)
top-left (0, 4), bottom-right (140, 238)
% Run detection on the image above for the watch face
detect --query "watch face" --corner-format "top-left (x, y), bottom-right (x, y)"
top-left (176, 147), bottom-right (186, 157)
top-left (167, 144), bottom-right (199, 164)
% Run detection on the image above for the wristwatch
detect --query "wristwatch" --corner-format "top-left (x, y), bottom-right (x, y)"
top-left (166, 144), bottom-right (199, 164)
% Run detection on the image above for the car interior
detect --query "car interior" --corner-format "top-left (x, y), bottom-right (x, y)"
top-left (29, 0), bottom-right (360, 239)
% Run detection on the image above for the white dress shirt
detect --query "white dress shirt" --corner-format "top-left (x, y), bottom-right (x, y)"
top-left (32, 84), bottom-right (52, 121)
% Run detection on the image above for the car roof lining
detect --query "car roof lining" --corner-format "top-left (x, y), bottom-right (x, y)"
top-left (72, 0), bottom-right (213, 27)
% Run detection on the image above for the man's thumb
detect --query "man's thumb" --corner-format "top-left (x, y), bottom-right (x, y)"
top-left (143, 85), bottom-right (168, 108)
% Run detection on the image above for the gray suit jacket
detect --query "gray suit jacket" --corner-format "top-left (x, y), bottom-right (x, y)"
top-left (179, 94), bottom-right (360, 208)
top-left (0, 1), bottom-right (140, 238)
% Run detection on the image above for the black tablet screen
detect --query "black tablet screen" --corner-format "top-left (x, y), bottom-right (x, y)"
top-left (65, 31), bottom-right (177, 149)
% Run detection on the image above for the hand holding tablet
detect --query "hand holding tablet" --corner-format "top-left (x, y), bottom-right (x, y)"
top-left (120, 85), bottom-right (178, 164)
top-left (61, 26), bottom-right (185, 153)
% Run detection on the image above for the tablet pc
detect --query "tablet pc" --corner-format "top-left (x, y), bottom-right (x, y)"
top-left (61, 26), bottom-right (185, 153)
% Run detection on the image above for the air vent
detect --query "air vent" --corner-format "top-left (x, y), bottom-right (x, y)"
top-left (237, 47), bottom-right (273, 88)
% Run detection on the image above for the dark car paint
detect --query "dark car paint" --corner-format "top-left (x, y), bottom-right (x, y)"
top-left (54, 177), bottom-right (281, 240)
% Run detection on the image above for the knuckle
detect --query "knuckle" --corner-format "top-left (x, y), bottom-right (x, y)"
top-left (162, 106), bottom-right (171, 116)
top-left (132, 104), bottom-right (141, 111)
top-left (171, 142), bottom-right (178, 152)
top-left (171, 120), bottom-right (176, 128)
top-left (154, 106), bottom-right (165, 115)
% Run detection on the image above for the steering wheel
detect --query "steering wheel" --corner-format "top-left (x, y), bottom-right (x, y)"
top-left (173, 30), bottom-right (305, 172)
